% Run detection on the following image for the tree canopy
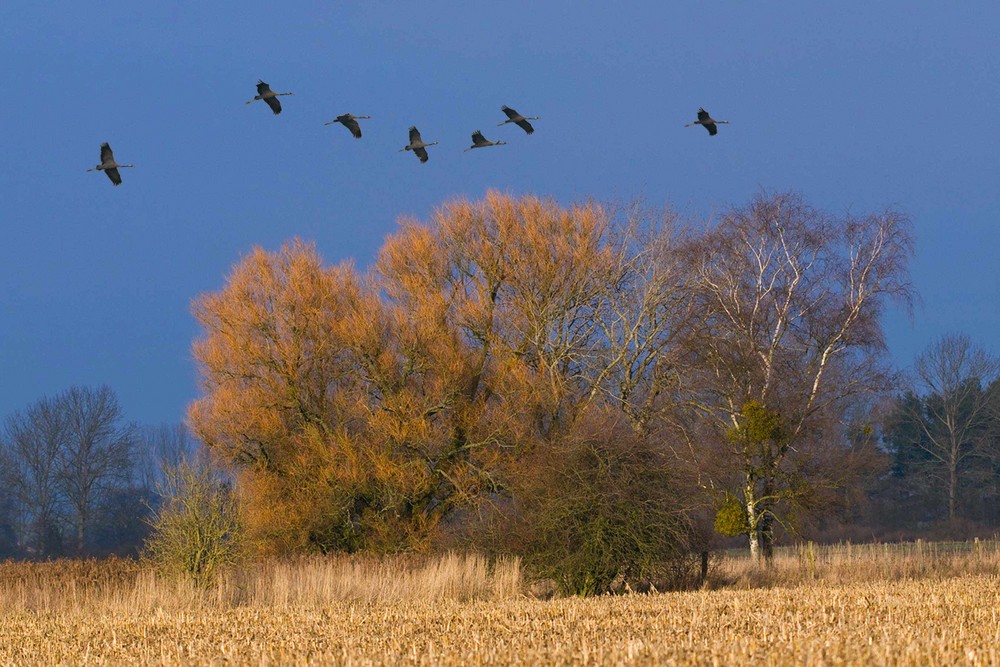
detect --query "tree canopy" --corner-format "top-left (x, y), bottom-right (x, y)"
top-left (188, 191), bottom-right (916, 573)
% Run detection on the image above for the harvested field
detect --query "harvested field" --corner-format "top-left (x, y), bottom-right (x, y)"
top-left (2, 548), bottom-right (999, 665)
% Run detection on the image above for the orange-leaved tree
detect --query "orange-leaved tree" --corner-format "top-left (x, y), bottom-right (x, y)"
top-left (189, 240), bottom-right (386, 552)
top-left (189, 193), bottom-right (701, 567)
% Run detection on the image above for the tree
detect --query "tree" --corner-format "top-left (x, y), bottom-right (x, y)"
top-left (189, 240), bottom-right (382, 552)
top-left (144, 459), bottom-right (244, 586)
top-left (189, 193), bottom-right (702, 567)
top-left (58, 386), bottom-right (136, 555)
top-left (0, 396), bottom-right (68, 557)
top-left (80, 422), bottom-right (198, 557)
top-left (684, 192), bottom-right (913, 561)
top-left (0, 447), bottom-right (20, 557)
top-left (134, 423), bottom-right (199, 489)
top-left (189, 191), bottom-right (913, 568)
top-left (511, 415), bottom-right (696, 595)
top-left (710, 401), bottom-right (786, 555)
top-left (376, 194), bottom-right (702, 580)
top-left (900, 335), bottom-right (999, 522)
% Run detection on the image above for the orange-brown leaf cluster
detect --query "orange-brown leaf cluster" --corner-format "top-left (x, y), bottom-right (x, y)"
top-left (189, 193), bottom-right (694, 554)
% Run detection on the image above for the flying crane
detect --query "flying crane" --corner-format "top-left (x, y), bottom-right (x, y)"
top-left (245, 80), bottom-right (294, 115)
top-left (324, 113), bottom-right (371, 138)
top-left (399, 126), bottom-right (438, 163)
top-left (685, 108), bottom-right (729, 136)
top-left (86, 143), bottom-right (134, 186)
top-left (497, 105), bottom-right (540, 135)
top-left (464, 130), bottom-right (507, 152)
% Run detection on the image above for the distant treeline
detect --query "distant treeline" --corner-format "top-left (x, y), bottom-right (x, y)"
top-left (0, 387), bottom-right (193, 559)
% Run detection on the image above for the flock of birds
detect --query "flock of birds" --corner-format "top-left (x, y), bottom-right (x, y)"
top-left (86, 79), bottom-right (728, 186)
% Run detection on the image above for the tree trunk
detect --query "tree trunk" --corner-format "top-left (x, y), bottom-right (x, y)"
top-left (76, 504), bottom-right (87, 555)
top-left (745, 481), bottom-right (761, 563)
top-left (948, 458), bottom-right (958, 522)
top-left (748, 530), bottom-right (760, 562)
top-left (759, 479), bottom-right (775, 560)
top-left (759, 511), bottom-right (774, 560)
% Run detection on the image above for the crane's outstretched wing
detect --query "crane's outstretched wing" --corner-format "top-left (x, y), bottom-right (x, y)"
top-left (501, 106), bottom-right (519, 120)
top-left (341, 116), bottom-right (362, 138)
top-left (414, 146), bottom-right (429, 163)
top-left (100, 142), bottom-right (114, 165)
top-left (471, 130), bottom-right (488, 146)
top-left (105, 167), bottom-right (122, 186)
top-left (697, 108), bottom-right (711, 123)
top-left (409, 126), bottom-right (422, 144)
top-left (515, 119), bottom-right (534, 134)
top-left (256, 80), bottom-right (271, 96)
top-left (704, 123), bottom-right (718, 136)
top-left (264, 96), bottom-right (282, 115)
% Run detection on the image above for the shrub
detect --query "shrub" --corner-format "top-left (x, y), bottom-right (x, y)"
top-left (515, 425), bottom-right (697, 596)
top-left (143, 461), bottom-right (244, 587)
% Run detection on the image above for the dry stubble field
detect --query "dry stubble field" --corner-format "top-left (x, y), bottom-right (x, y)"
top-left (2, 545), bottom-right (999, 665)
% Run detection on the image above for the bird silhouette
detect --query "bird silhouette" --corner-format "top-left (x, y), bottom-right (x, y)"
top-left (497, 105), bottom-right (540, 134)
top-left (465, 130), bottom-right (507, 152)
top-left (685, 108), bottom-right (729, 136)
top-left (245, 80), bottom-right (293, 115)
top-left (86, 143), bottom-right (134, 186)
top-left (400, 126), bottom-right (438, 163)
top-left (324, 113), bottom-right (371, 138)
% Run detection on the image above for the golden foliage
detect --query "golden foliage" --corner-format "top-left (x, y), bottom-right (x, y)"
top-left (189, 194), bottom-right (694, 556)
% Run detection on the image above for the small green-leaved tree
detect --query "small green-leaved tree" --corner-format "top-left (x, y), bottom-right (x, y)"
top-left (143, 461), bottom-right (244, 587)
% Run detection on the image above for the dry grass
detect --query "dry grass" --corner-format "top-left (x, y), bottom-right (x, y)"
top-left (1, 545), bottom-right (999, 665)
top-left (0, 552), bottom-right (522, 614)
top-left (717, 538), bottom-right (1000, 588)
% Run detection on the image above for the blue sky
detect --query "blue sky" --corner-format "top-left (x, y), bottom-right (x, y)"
top-left (1, 2), bottom-right (998, 424)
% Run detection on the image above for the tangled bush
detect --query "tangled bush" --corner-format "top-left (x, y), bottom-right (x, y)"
top-left (143, 461), bottom-right (244, 587)
top-left (514, 426), bottom-right (699, 596)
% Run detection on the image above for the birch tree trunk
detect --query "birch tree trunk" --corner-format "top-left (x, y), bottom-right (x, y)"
top-left (745, 479), bottom-right (761, 562)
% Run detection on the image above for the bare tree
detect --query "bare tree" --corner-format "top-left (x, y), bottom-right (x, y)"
top-left (906, 334), bottom-right (1000, 522)
top-left (588, 204), bottom-right (701, 437)
top-left (135, 423), bottom-right (199, 489)
top-left (144, 458), bottom-right (245, 587)
top-left (58, 386), bottom-right (136, 555)
top-left (0, 470), bottom-right (16, 557)
top-left (0, 396), bottom-right (68, 557)
top-left (684, 192), bottom-right (913, 561)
